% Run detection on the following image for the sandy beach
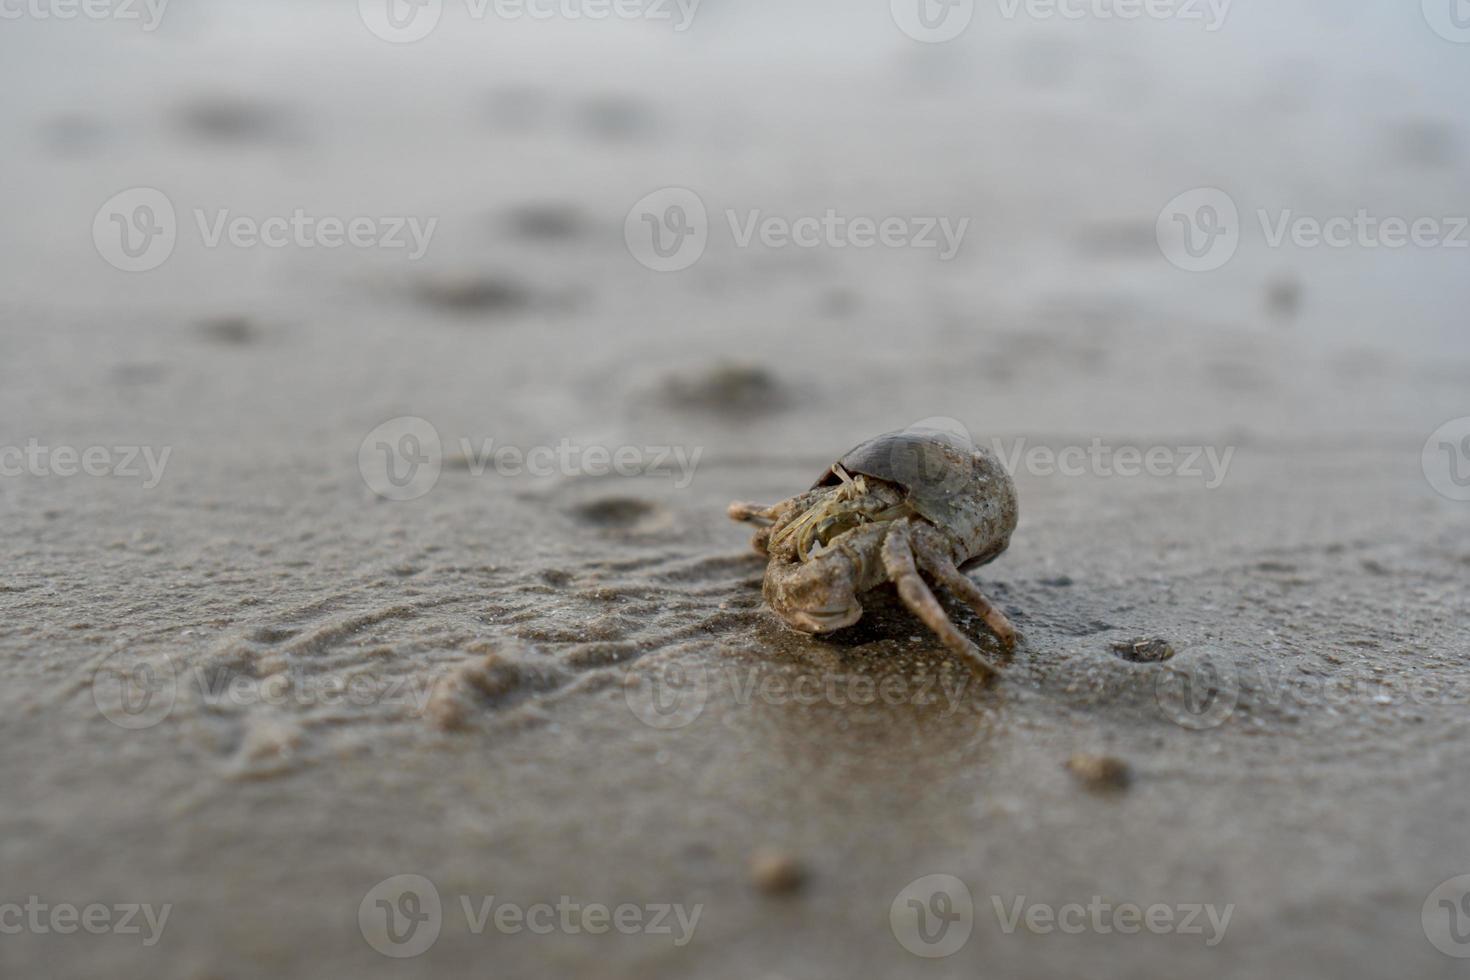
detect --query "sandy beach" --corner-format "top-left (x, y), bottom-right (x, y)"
top-left (2, 2), bottom-right (1470, 977)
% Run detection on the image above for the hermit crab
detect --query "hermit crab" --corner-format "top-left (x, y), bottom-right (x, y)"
top-left (729, 426), bottom-right (1019, 676)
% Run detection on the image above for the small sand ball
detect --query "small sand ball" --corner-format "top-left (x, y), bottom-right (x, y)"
top-left (1065, 753), bottom-right (1132, 791)
top-left (239, 716), bottom-right (303, 762)
top-left (426, 673), bottom-right (479, 732)
top-left (750, 849), bottom-right (809, 895)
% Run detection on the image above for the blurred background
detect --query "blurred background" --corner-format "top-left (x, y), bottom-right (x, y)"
top-left (3, 0), bottom-right (1468, 454)
top-left (3, 1), bottom-right (1470, 978)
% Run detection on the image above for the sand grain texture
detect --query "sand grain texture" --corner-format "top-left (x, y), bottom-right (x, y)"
top-left (2, 4), bottom-right (1469, 977)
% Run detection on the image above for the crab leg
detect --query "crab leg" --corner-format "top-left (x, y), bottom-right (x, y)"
top-left (727, 501), bottom-right (782, 525)
top-left (728, 504), bottom-right (780, 554)
top-left (881, 526), bottom-right (1001, 677)
top-left (728, 488), bottom-right (830, 528)
top-left (729, 491), bottom-right (823, 555)
top-left (910, 530), bottom-right (1017, 649)
top-left (730, 489), bottom-right (836, 555)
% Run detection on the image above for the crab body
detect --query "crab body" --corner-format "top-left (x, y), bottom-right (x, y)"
top-left (729, 428), bottom-right (1019, 675)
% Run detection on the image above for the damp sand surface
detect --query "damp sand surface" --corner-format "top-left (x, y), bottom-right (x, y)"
top-left (3, 5), bottom-right (1470, 978)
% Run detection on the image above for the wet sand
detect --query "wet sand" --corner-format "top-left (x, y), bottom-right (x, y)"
top-left (2, 3), bottom-right (1470, 977)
